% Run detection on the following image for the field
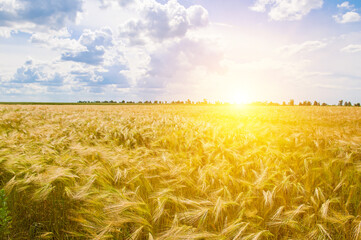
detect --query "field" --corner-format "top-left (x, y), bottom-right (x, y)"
top-left (1, 105), bottom-right (361, 239)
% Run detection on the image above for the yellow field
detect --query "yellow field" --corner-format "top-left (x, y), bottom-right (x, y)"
top-left (1, 105), bottom-right (361, 239)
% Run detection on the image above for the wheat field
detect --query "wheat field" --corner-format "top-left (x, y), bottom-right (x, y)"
top-left (0, 105), bottom-right (361, 239)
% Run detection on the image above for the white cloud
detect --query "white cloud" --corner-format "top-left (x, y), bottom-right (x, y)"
top-left (119, 0), bottom-right (209, 43)
top-left (337, 2), bottom-right (353, 10)
top-left (1, 0), bottom-right (218, 100)
top-left (98, 0), bottom-right (132, 8)
top-left (278, 41), bottom-right (327, 56)
top-left (250, 0), bottom-right (323, 21)
top-left (30, 28), bottom-right (86, 52)
top-left (334, 11), bottom-right (361, 23)
top-left (4, 56), bottom-right (130, 97)
top-left (250, 0), bottom-right (271, 12)
top-left (0, 0), bottom-right (83, 30)
top-left (138, 37), bottom-right (224, 88)
top-left (187, 5), bottom-right (209, 28)
top-left (341, 44), bottom-right (361, 53)
top-left (61, 28), bottom-right (114, 65)
top-left (0, 27), bottom-right (15, 38)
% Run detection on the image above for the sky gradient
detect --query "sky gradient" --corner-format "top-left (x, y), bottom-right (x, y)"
top-left (1, 0), bottom-right (361, 104)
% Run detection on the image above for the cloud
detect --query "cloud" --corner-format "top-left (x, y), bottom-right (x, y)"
top-left (334, 2), bottom-right (361, 24)
top-left (98, 0), bottom-right (132, 8)
top-left (7, 57), bottom-right (130, 96)
top-left (1, 0), bottom-right (221, 100)
top-left (11, 59), bottom-right (64, 87)
top-left (119, 0), bottom-right (209, 44)
top-left (61, 28), bottom-right (114, 65)
top-left (138, 37), bottom-right (223, 88)
top-left (341, 44), bottom-right (361, 53)
top-left (250, 0), bottom-right (323, 21)
top-left (66, 63), bottom-right (130, 93)
top-left (95, 64), bottom-right (129, 87)
top-left (0, 0), bottom-right (83, 29)
top-left (250, 0), bottom-right (272, 12)
top-left (337, 2), bottom-right (353, 10)
top-left (0, 27), bottom-right (16, 38)
top-left (334, 11), bottom-right (361, 23)
top-left (30, 28), bottom-right (86, 51)
top-left (278, 41), bottom-right (327, 56)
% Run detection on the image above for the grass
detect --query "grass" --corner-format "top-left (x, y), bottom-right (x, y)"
top-left (0, 105), bottom-right (361, 239)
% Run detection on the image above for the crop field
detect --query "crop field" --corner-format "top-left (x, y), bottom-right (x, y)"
top-left (0, 105), bottom-right (361, 239)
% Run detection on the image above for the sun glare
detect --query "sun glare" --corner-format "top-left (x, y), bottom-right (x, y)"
top-left (230, 91), bottom-right (250, 105)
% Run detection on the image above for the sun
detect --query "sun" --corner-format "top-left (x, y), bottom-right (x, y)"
top-left (232, 92), bottom-right (250, 105)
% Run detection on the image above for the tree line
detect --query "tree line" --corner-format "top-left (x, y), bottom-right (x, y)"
top-left (77, 99), bottom-right (226, 105)
top-left (77, 99), bottom-right (361, 106)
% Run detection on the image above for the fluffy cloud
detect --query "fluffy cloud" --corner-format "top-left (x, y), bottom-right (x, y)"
top-left (98, 0), bottom-right (132, 8)
top-left (1, 0), bottom-right (220, 100)
top-left (6, 57), bottom-right (130, 96)
top-left (334, 2), bottom-right (361, 24)
top-left (119, 0), bottom-right (209, 43)
top-left (61, 28), bottom-right (114, 65)
top-left (334, 11), bottom-right (361, 23)
top-left (0, 27), bottom-right (15, 38)
top-left (337, 2), bottom-right (353, 10)
top-left (138, 37), bottom-right (224, 88)
top-left (30, 28), bottom-right (85, 51)
top-left (116, 0), bottom-right (218, 93)
top-left (10, 59), bottom-right (65, 89)
top-left (0, 0), bottom-right (82, 29)
top-left (250, 0), bottom-right (323, 21)
top-left (71, 64), bottom-right (129, 88)
top-left (341, 44), bottom-right (361, 53)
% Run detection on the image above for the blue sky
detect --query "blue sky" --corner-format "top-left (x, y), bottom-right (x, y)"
top-left (0, 0), bottom-right (361, 103)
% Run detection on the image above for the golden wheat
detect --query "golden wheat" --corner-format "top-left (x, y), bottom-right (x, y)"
top-left (0, 105), bottom-right (361, 239)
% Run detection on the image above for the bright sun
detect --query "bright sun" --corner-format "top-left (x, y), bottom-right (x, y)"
top-left (232, 93), bottom-right (250, 104)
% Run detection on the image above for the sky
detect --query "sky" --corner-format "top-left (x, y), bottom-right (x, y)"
top-left (0, 0), bottom-right (361, 104)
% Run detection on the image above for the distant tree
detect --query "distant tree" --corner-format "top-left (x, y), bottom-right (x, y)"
top-left (186, 99), bottom-right (192, 104)
top-left (321, 103), bottom-right (327, 106)
top-left (282, 101), bottom-right (286, 106)
top-left (289, 99), bottom-right (294, 106)
top-left (338, 100), bottom-right (343, 106)
top-left (302, 101), bottom-right (311, 106)
top-left (313, 101), bottom-right (319, 106)
top-left (355, 103), bottom-right (361, 107)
